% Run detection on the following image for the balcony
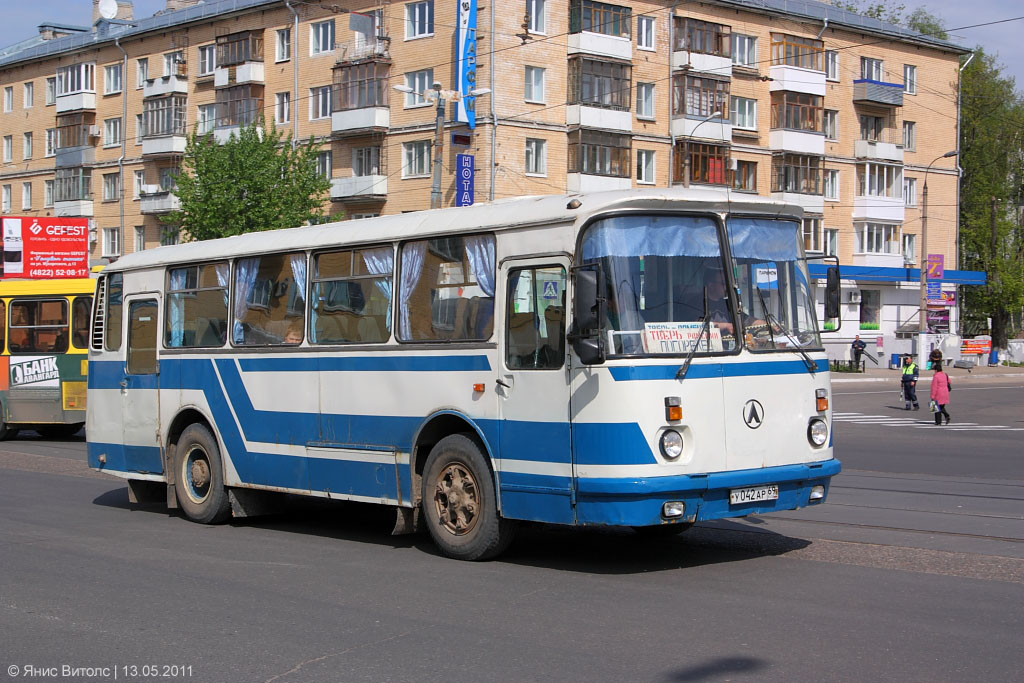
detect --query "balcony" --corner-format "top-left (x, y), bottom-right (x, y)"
top-left (567, 33), bottom-right (632, 61)
top-left (215, 31), bottom-right (263, 88)
top-left (331, 108), bottom-right (389, 136)
top-left (852, 252), bottom-right (905, 268)
top-left (54, 200), bottom-right (93, 217)
top-left (213, 125), bottom-right (241, 144)
top-left (853, 79), bottom-right (904, 107)
top-left (55, 144), bottom-right (95, 168)
top-left (139, 186), bottom-right (180, 214)
top-left (330, 175), bottom-right (388, 200)
top-left (768, 66), bottom-right (825, 97)
top-left (214, 62), bottom-right (265, 88)
top-left (672, 52), bottom-right (731, 76)
top-left (769, 130), bottom-right (824, 155)
top-left (566, 106), bottom-right (632, 133)
top-left (566, 173), bottom-right (632, 192)
top-left (142, 135), bottom-right (186, 157)
top-left (854, 138), bottom-right (904, 163)
top-left (143, 75), bottom-right (188, 98)
top-left (671, 115), bottom-right (731, 142)
top-left (853, 195), bottom-right (905, 223)
top-left (55, 92), bottom-right (96, 113)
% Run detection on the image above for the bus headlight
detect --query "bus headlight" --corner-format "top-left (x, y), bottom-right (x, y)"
top-left (807, 418), bottom-right (828, 447)
top-left (660, 429), bottom-right (684, 460)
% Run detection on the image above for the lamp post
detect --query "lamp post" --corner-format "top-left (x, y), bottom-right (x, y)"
top-left (919, 150), bottom-right (958, 335)
top-left (682, 111), bottom-right (722, 188)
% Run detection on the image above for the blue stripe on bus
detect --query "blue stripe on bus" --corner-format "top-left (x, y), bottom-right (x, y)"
top-left (238, 355), bottom-right (492, 373)
top-left (88, 441), bottom-right (163, 474)
top-left (608, 358), bottom-right (829, 381)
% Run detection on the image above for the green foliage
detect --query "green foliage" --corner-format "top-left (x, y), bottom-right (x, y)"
top-left (163, 118), bottom-right (333, 242)
top-left (906, 8), bottom-right (948, 40)
top-left (859, 322), bottom-right (880, 330)
top-left (830, 2), bottom-right (948, 39)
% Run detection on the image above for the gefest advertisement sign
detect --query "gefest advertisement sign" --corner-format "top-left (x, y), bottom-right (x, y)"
top-left (1, 217), bottom-right (89, 279)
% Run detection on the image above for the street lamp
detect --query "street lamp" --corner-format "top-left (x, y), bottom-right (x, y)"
top-left (682, 111), bottom-right (722, 188)
top-left (918, 149), bottom-right (958, 335)
top-left (393, 83), bottom-right (492, 209)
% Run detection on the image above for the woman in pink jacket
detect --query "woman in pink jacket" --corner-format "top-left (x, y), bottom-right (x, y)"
top-left (930, 363), bottom-right (952, 425)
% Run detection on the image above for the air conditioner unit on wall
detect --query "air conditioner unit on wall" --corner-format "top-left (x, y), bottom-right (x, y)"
top-left (848, 291), bottom-right (862, 303)
top-left (87, 125), bottom-right (100, 138)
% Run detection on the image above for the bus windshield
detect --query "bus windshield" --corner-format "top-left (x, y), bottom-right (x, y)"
top-left (726, 217), bottom-right (821, 351)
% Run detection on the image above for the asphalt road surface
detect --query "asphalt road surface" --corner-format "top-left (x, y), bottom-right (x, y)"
top-left (1, 382), bottom-right (1021, 683)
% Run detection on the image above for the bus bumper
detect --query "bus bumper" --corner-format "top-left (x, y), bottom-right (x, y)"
top-left (574, 458), bottom-right (841, 527)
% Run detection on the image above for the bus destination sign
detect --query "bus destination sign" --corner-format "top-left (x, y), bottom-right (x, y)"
top-left (1, 216), bottom-right (89, 279)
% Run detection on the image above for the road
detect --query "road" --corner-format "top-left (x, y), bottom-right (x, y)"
top-left (1, 380), bottom-right (1021, 682)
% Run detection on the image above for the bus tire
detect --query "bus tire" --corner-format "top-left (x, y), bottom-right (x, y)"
top-left (633, 522), bottom-right (694, 538)
top-left (36, 423), bottom-right (84, 439)
top-left (421, 434), bottom-right (514, 561)
top-left (174, 423), bottom-right (231, 525)
top-left (0, 410), bottom-right (17, 441)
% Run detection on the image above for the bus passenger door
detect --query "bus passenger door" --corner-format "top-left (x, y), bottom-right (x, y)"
top-left (122, 297), bottom-right (163, 474)
top-left (496, 259), bottom-right (574, 524)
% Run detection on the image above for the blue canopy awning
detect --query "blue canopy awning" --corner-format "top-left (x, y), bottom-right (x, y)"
top-left (808, 264), bottom-right (986, 286)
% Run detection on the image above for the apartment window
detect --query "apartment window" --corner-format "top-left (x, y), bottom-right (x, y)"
top-left (2, 136), bottom-right (10, 163)
top-left (45, 77), bottom-right (56, 105)
top-left (525, 66), bottom-right (545, 103)
top-left (273, 92), bottom-right (290, 124)
top-left (771, 153), bottom-right (823, 195)
top-left (159, 166), bottom-right (177, 191)
top-left (55, 113), bottom-right (95, 150)
top-left (857, 223), bottom-right (900, 255)
top-left (730, 96), bottom-right (756, 129)
top-left (636, 83), bottom-right (655, 119)
top-left (825, 50), bottom-right (839, 81)
top-left (103, 173), bottom-right (120, 202)
top-left (103, 118), bottom-right (122, 147)
top-left (197, 104), bottom-right (217, 135)
top-left (859, 114), bottom-right (885, 142)
top-left (770, 33), bottom-right (823, 71)
top-left (405, 69), bottom-right (433, 107)
top-left (45, 129), bottom-right (56, 156)
top-left (824, 109), bottom-right (838, 140)
top-left (803, 217), bottom-right (822, 253)
top-left (353, 146), bottom-right (381, 176)
top-left (141, 96), bottom-right (186, 138)
top-left (316, 151), bottom-right (333, 179)
top-left (54, 167), bottom-right (92, 202)
top-left (405, 1), bottom-right (434, 39)
top-left (732, 34), bottom-right (756, 67)
top-left (904, 64), bottom-right (917, 94)
top-left (311, 19), bottom-right (335, 55)
top-left (216, 31), bottom-right (263, 67)
top-left (732, 160), bottom-right (756, 191)
top-left (1, 185), bottom-right (9, 213)
top-left (21, 182), bottom-right (31, 210)
top-left (569, 130), bottom-right (631, 177)
top-left (3, 86), bottom-right (11, 112)
top-left (903, 177), bottom-right (917, 207)
top-left (332, 60), bottom-right (390, 111)
top-left (824, 229), bottom-right (839, 256)
top-left (857, 162), bottom-right (902, 198)
top-left (403, 140), bottom-right (431, 177)
top-left (44, 180), bottom-right (54, 207)
top-left (636, 149), bottom-right (655, 184)
top-left (527, 0), bottom-right (546, 33)
top-left (525, 138), bottom-right (547, 175)
top-left (276, 28), bottom-right (291, 62)
top-left (104, 64), bottom-right (122, 94)
top-left (57, 63), bottom-right (96, 96)
top-left (163, 51), bottom-right (185, 77)
top-left (903, 121), bottom-right (916, 151)
top-left (103, 228), bottom-right (121, 258)
top-left (637, 15), bottom-right (654, 50)
top-left (902, 233), bottom-right (917, 262)
top-left (673, 73), bottom-right (728, 118)
top-left (570, 58), bottom-right (631, 110)
top-left (137, 58), bottom-right (148, 88)
top-left (23, 82), bottom-right (34, 108)
top-left (310, 86), bottom-right (332, 120)
top-left (215, 85), bottom-right (263, 127)
top-left (770, 92), bottom-right (822, 132)
top-left (133, 170), bottom-right (145, 198)
top-left (23, 132), bottom-right (32, 159)
top-left (198, 45), bottom-right (216, 77)
top-left (134, 226), bottom-right (146, 253)
top-left (673, 17), bottom-right (729, 56)
top-left (572, 0), bottom-right (631, 39)
top-left (673, 142), bottom-right (728, 185)
top-left (825, 169), bottom-right (840, 200)
top-left (861, 57), bottom-right (884, 81)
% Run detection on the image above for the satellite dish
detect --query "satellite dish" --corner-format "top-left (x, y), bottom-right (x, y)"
top-left (98, 0), bottom-right (118, 20)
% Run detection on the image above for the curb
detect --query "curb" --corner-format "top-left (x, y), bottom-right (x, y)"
top-left (831, 372), bottom-right (1024, 384)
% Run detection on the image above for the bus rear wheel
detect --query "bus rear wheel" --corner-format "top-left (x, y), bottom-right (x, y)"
top-left (36, 423), bottom-right (84, 439)
top-left (421, 434), bottom-right (514, 561)
top-left (174, 423), bottom-right (231, 525)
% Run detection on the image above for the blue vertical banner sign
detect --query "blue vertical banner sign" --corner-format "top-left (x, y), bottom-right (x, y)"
top-left (456, 154), bottom-right (475, 206)
top-left (456, 0), bottom-right (478, 129)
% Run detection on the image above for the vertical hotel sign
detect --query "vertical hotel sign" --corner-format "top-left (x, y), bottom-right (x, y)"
top-left (456, 0), bottom-right (478, 129)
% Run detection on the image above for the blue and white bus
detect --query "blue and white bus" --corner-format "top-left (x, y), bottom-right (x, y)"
top-left (87, 189), bottom-right (842, 560)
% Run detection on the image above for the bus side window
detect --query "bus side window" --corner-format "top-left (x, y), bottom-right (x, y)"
top-left (232, 253), bottom-right (306, 346)
top-left (105, 273), bottom-right (124, 351)
top-left (506, 266), bottom-right (566, 370)
top-left (72, 296), bottom-right (92, 349)
top-left (9, 299), bottom-right (69, 354)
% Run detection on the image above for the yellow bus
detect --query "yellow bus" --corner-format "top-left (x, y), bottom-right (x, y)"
top-left (0, 275), bottom-right (96, 439)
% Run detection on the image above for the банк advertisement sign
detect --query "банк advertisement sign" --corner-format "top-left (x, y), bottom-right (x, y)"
top-left (1, 217), bottom-right (89, 279)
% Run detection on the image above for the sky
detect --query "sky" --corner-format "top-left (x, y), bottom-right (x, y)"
top-left (3, 0), bottom-right (1023, 88)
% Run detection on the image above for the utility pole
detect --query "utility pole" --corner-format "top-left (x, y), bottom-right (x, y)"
top-left (430, 82), bottom-right (445, 210)
top-left (919, 150), bottom-right (958, 334)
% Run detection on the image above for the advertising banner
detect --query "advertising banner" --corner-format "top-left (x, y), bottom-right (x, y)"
top-left (1, 217), bottom-right (89, 279)
top-left (926, 253), bottom-right (944, 279)
top-left (926, 307), bottom-right (949, 333)
top-left (455, 0), bottom-right (478, 129)
top-left (961, 338), bottom-right (992, 355)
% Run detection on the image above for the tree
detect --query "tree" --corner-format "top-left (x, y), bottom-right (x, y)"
top-left (164, 119), bottom-right (333, 242)
top-left (829, 2), bottom-right (948, 40)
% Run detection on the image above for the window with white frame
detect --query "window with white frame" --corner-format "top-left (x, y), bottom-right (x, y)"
top-left (3, 86), bottom-right (12, 112)
top-left (276, 28), bottom-right (291, 62)
top-left (103, 118), bottom-right (122, 147)
top-left (825, 169), bottom-right (839, 200)
top-left (403, 140), bottom-right (431, 177)
top-left (197, 104), bottom-right (217, 135)
top-left (732, 34), bottom-right (757, 67)
top-left (527, 0), bottom-right (545, 33)
top-left (311, 19), bottom-right (335, 55)
top-left (353, 146), bottom-right (381, 176)
top-left (163, 51), bottom-right (184, 77)
top-left (1, 185), bottom-right (10, 213)
top-left (137, 58), bottom-right (148, 88)
top-left (22, 132), bottom-right (32, 159)
top-left (103, 227), bottom-right (121, 257)
top-left (405, 69), bottom-right (433, 106)
top-left (636, 83), bottom-right (655, 119)
top-left (824, 109), bottom-right (838, 140)
top-left (525, 138), bottom-right (546, 175)
top-left (857, 163), bottom-right (902, 198)
top-left (45, 77), bottom-right (56, 105)
top-left (133, 170), bottom-right (145, 198)
top-left (316, 150), bottom-right (332, 178)
top-left (45, 128), bottom-right (56, 157)
top-left (856, 223), bottom-right (900, 254)
top-left (104, 64), bottom-right (122, 94)
top-left (904, 64), bottom-right (917, 94)
top-left (44, 180), bottom-right (54, 207)
top-left (733, 160), bottom-right (756, 191)
top-left (902, 233), bottom-right (917, 262)
top-left (524, 66), bottom-right (545, 103)
top-left (134, 226), bottom-right (146, 252)
top-left (825, 50), bottom-right (839, 81)
top-left (23, 82), bottom-right (33, 108)
top-left (310, 86), bottom-right (331, 119)
top-left (861, 57), bottom-right (884, 81)
top-left (903, 177), bottom-right (917, 207)
top-left (406, 1), bottom-right (434, 39)
top-left (161, 226), bottom-right (180, 246)
top-left (637, 15), bottom-right (654, 50)
top-left (802, 216), bottom-right (822, 253)
top-left (102, 173), bottom-right (120, 201)
top-left (730, 95), bottom-right (756, 129)
top-left (824, 228), bottom-right (839, 256)
top-left (903, 121), bottom-right (916, 151)
top-left (636, 149), bottom-right (655, 184)
top-left (275, 92), bottom-right (291, 124)
top-left (2, 136), bottom-right (11, 163)
top-left (198, 45), bottom-right (216, 76)
top-left (21, 182), bottom-right (31, 209)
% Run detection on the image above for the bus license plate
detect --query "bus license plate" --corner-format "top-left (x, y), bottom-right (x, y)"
top-left (729, 484), bottom-right (779, 505)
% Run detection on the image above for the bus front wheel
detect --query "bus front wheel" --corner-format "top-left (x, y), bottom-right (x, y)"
top-left (174, 424), bottom-right (231, 524)
top-left (421, 434), bottom-right (514, 561)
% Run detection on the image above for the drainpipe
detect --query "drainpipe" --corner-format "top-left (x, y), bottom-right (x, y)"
top-left (668, 2), bottom-right (677, 187)
top-left (488, 3), bottom-right (496, 201)
top-left (115, 33), bottom-right (128, 254)
top-left (284, 0), bottom-right (300, 148)
top-left (816, 18), bottom-right (828, 39)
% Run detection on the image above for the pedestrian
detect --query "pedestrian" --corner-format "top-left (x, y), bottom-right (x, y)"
top-left (930, 363), bottom-right (952, 425)
top-left (929, 348), bottom-right (943, 370)
top-left (851, 335), bottom-right (867, 370)
top-left (900, 353), bottom-right (920, 410)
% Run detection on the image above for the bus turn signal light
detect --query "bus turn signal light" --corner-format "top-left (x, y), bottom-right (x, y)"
top-left (473, 383), bottom-right (485, 393)
top-left (815, 388), bottom-right (828, 412)
top-left (665, 396), bottom-right (682, 421)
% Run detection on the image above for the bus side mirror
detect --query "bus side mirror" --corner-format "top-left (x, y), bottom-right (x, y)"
top-left (571, 267), bottom-right (605, 365)
top-left (825, 266), bottom-right (841, 320)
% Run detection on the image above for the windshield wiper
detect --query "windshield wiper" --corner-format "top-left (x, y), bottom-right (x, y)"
top-left (753, 286), bottom-right (817, 375)
top-left (676, 287), bottom-right (710, 381)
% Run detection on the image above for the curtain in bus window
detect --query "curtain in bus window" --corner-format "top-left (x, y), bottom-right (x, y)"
top-left (169, 268), bottom-right (187, 347)
top-left (214, 262), bottom-right (229, 306)
top-left (233, 258), bottom-right (259, 344)
top-left (582, 216), bottom-right (721, 259)
top-left (464, 235), bottom-right (495, 337)
top-left (398, 241), bottom-right (426, 339)
top-left (726, 217), bottom-right (801, 261)
top-left (362, 247), bottom-right (393, 331)
top-left (289, 254), bottom-right (307, 307)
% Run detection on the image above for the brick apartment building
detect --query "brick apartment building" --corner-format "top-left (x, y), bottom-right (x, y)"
top-left (0, 0), bottom-right (984, 357)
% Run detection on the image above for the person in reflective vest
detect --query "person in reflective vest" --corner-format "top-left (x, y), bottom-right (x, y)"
top-left (901, 354), bottom-right (920, 410)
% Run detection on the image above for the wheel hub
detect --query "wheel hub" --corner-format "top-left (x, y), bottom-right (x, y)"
top-left (190, 458), bottom-right (210, 488)
top-left (433, 464), bottom-right (479, 536)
